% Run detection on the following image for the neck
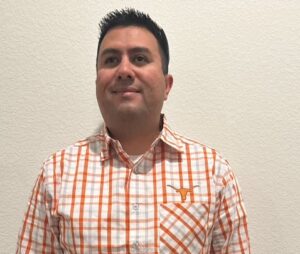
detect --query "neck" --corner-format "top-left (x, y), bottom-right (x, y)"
top-left (106, 115), bottom-right (162, 155)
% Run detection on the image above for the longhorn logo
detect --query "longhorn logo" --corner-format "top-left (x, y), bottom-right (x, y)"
top-left (167, 185), bottom-right (200, 202)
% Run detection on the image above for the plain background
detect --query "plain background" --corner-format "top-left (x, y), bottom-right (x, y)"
top-left (1, 1), bottom-right (300, 253)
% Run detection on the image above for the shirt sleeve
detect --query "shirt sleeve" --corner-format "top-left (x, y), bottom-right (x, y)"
top-left (210, 166), bottom-right (251, 253)
top-left (16, 167), bottom-right (63, 253)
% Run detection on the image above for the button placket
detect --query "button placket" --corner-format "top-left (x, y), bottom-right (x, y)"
top-left (132, 203), bottom-right (139, 215)
top-left (131, 240), bottom-right (147, 253)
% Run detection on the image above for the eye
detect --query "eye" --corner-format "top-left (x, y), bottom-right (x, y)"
top-left (132, 54), bottom-right (149, 66)
top-left (103, 56), bottom-right (119, 67)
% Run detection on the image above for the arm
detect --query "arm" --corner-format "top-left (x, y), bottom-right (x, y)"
top-left (16, 168), bottom-right (63, 253)
top-left (210, 168), bottom-right (251, 253)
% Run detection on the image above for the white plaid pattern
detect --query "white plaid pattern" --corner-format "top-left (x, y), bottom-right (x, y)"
top-left (17, 117), bottom-right (250, 253)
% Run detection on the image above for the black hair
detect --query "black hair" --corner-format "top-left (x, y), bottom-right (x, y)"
top-left (96, 8), bottom-right (169, 74)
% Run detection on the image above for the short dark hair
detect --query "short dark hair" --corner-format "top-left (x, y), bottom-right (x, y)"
top-left (96, 8), bottom-right (170, 74)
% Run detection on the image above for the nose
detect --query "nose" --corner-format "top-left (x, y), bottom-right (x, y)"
top-left (117, 57), bottom-right (134, 81)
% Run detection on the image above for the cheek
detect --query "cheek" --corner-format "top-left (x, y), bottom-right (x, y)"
top-left (95, 79), bottom-right (103, 99)
top-left (96, 76), bottom-right (107, 100)
top-left (139, 70), bottom-right (164, 87)
top-left (96, 70), bottom-right (114, 87)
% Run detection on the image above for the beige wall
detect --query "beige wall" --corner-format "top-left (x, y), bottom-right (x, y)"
top-left (1, 1), bottom-right (300, 253)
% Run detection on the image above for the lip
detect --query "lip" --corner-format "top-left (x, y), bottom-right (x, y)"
top-left (112, 88), bottom-right (140, 93)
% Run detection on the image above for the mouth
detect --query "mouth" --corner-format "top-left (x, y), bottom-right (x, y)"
top-left (112, 88), bottom-right (141, 94)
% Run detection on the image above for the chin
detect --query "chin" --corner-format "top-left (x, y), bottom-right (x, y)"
top-left (117, 108), bottom-right (146, 118)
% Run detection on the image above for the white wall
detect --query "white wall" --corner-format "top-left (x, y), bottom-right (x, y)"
top-left (1, 1), bottom-right (299, 253)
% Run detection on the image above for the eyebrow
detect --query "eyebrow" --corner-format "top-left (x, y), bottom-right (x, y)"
top-left (100, 48), bottom-right (120, 57)
top-left (100, 47), bottom-right (151, 57)
top-left (128, 47), bottom-right (151, 55)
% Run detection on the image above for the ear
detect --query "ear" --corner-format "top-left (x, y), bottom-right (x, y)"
top-left (164, 74), bottom-right (173, 100)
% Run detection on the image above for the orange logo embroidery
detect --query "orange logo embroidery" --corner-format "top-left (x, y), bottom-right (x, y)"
top-left (167, 185), bottom-right (200, 202)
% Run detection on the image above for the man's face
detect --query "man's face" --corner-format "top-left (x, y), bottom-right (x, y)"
top-left (96, 26), bottom-right (173, 124)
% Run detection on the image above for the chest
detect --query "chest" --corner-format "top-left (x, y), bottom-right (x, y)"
top-left (55, 157), bottom-right (216, 253)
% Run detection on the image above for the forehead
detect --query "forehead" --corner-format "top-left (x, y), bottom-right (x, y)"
top-left (99, 26), bottom-right (160, 53)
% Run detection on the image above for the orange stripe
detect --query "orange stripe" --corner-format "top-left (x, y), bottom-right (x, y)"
top-left (53, 154), bottom-right (57, 214)
top-left (223, 196), bottom-right (233, 248)
top-left (206, 149), bottom-right (216, 238)
top-left (186, 144), bottom-right (195, 202)
top-left (125, 163), bottom-right (131, 253)
top-left (70, 146), bottom-right (82, 251)
top-left (79, 144), bottom-right (90, 253)
top-left (162, 204), bottom-right (205, 246)
top-left (97, 159), bottom-right (106, 252)
top-left (50, 232), bottom-right (55, 252)
top-left (152, 151), bottom-right (159, 250)
top-left (236, 201), bottom-right (246, 254)
top-left (178, 151), bottom-right (183, 189)
top-left (203, 147), bottom-right (211, 203)
top-left (42, 216), bottom-right (48, 253)
top-left (175, 203), bottom-right (208, 243)
top-left (216, 195), bottom-right (227, 240)
top-left (42, 154), bottom-right (58, 250)
top-left (60, 150), bottom-right (65, 176)
top-left (24, 173), bottom-right (43, 253)
top-left (210, 245), bottom-right (216, 254)
top-left (234, 174), bottom-right (248, 253)
top-left (161, 142), bottom-right (167, 203)
top-left (211, 149), bottom-right (216, 176)
top-left (59, 151), bottom-right (66, 250)
top-left (107, 148), bottom-right (114, 253)
top-left (160, 237), bottom-right (177, 253)
top-left (160, 224), bottom-right (191, 254)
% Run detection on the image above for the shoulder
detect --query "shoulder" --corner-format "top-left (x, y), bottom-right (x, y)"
top-left (173, 131), bottom-right (233, 179)
top-left (172, 130), bottom-right (220, 157)
top-left (41, 133), bottom-right (106, 176)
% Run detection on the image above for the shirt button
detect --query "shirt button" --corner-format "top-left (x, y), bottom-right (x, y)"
top-left (132, 203), bottom-right (139, 214)
top-left (131, 241), bottom-right (140, 252)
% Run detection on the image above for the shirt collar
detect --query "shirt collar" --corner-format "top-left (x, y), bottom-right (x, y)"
top-left (99, 114), bottom-right (184, 161)
top-left (159, 115), bottom-right (184, 153)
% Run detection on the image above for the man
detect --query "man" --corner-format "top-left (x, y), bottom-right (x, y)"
top-left (17, 8), bottom-right (250, 253)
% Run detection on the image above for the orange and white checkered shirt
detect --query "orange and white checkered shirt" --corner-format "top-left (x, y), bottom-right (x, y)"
top-left (17, 117), bottom-right (250, 253)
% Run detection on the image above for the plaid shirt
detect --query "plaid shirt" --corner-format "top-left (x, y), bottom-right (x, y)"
top-left (17, 117), bottom-right (250, 253)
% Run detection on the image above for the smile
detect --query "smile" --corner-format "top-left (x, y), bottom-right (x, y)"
top-left (112, 88), bottom-right (140, 94)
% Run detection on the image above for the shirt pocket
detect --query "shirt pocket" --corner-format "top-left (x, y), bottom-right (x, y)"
top-left (159, 202), bottom-right (211, 254)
